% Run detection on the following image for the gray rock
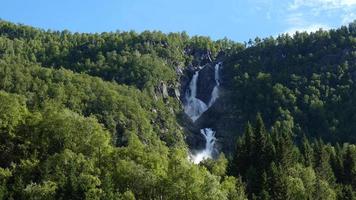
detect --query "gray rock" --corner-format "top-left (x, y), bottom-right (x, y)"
top-left (174, 88), bottom-right (181, 99)
top-left (161, 82), bottom-right (168, 99)
top-left (196, 64), bottom-right (216, 105)
top-left (175, 65), bottom-right (184, 76)
top-left (192, 49), bottom-right (213, 66)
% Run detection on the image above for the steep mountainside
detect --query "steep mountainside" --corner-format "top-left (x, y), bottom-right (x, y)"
top-left (194, 23), bottom-right (356, 154)
top-left (0, 20), bottom-right (355, 199)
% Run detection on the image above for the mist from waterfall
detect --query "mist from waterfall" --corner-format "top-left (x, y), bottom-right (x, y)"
top-left (185, 62), bottom-right (221, 163)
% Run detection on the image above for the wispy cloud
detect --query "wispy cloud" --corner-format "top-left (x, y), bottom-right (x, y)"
top-left (249, 0), bottom-right (277, 20)
top-left (283, 0), bottom-right (356, 34)
top-left (285, 12), bottom-right (306, 26)
top-left (341, 9), bottom-right (356, 24)
top-left (283, 12), bottom-right (330, 35)
top-left (285, 24), bottom-right (331, 35)
top-left (289, 0), bottom-right (356, 10)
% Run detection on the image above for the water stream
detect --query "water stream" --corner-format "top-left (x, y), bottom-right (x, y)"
top-left (184, 62), bottom-right (221, 163)
top-left (191, 128), bottom-right (216, 164)
top-left (184, 71), bottom-right (208, 122)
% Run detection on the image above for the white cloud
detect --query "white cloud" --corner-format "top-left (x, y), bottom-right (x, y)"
top-left (283, 0), bottom-right (356, 35)
top-left (344, 0), bottom-right (356, 6)
top-left (285, 24), bottom-right (331, 35)
top-left (342, 10), bottom-right (356, 24)
top-left (289, 0), bottom-right (356, 10)
top-left (285, 12), bottom-right (306, 26)
top-left (283, 12), bottom-right (330, 34)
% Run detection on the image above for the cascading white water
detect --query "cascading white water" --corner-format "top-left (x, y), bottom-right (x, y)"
top-left (185, 62), bottom-right (222, 163)
top-left (208, 62), bottom-right (221, 106)
top-left (191, 128), bottom-right (216, 164)
top-left (184, 71), bottom-right (208, 122)
top-left (184, 63), bottom-right (221, 121)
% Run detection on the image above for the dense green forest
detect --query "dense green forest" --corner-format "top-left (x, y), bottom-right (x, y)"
top-left (223, 24), bottom-right (356, 143)
top-left (0, 20), bottom-right (355, 199)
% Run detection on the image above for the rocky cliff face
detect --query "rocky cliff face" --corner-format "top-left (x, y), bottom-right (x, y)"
top-left (153, 48), bottom-right (229, 155)
top-left (180, 50), bottom-right (217, 103)
top-left (179, 49), bottom-right (225, 156)
top-left (196, 64), bottom-right (216, 104)
top-left (154, 49), bottom-right (217, 103)
top-left (178, 49), bottom-right (244, 156)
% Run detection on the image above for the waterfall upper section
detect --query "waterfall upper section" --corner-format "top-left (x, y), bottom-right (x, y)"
top-left (209, 62), bottom-right (221, 107)
top-left (183, 62), bottom-right (222, 122)
top-left (183, 70), bottom-right (208, 121)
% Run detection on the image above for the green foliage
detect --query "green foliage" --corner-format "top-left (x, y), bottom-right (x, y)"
top-left (230, 114), bottom-right (356, 199)
top-left (222, 22), bottom-right (356, 144)
top-left (0, 168), bottom-right (11, 200)
top-left (0, 20), bottom-right (246, 199)
top-left (1, 19), bottom-right (356, 199)
top-left (24, 181), bottom-right (57, 200)
top-left (0, 20), bottom-right (236, 92)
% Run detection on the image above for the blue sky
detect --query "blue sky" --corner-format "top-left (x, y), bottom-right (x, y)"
top-left (1, 0), bottom-right (355, 42)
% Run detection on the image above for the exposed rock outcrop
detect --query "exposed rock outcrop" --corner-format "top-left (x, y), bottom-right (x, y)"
top-left (196, 64), bottom-right (216, 104)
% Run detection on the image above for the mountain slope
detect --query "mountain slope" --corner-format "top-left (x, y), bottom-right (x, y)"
top-left (0, 20), bottom-right (246, 200)
top-left (0, 20), bottom-right (355, 199)
top-left (201, 22), bottom-right (356, 154)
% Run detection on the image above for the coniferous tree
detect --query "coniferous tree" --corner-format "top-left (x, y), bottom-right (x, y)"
top-left (300, 135), bottom-right (314, 167)
top-left (343, 145), bottom-right (356, 189)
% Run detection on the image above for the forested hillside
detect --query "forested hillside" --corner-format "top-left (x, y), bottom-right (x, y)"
top-left (0, 20), bottom-right (355, 199)
top-left (0, 20), bottom-right (245, 200)
top-left (221, 22), bottom-right (356, 199)
top-left (223, 23), bottom-right (356, 143)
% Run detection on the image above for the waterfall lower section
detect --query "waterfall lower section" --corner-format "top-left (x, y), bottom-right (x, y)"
top-left (190, 128), bottom-right (217, 164)
top-left (184, 62), bottom-right (222, 163)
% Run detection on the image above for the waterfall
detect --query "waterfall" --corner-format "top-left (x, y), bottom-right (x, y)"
top-left (191, 128), bottom-right (216, 164)
top-left (208, 62), bottom-right (221, 106)
top-left (184, 62), bottom-right (222, 163)
top-left (184, 71), bottom-right (208, 122)
top-left (184, 63), bottom-right (221, 121)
